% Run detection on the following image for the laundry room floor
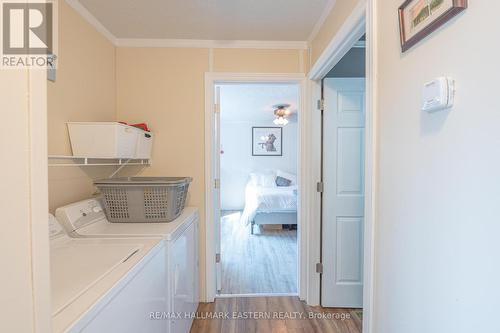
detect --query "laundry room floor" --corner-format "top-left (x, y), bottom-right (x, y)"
top-left (220, 211), bottom-right (297, 295)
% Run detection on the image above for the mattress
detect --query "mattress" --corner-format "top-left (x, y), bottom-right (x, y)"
top-left (240, 184), bottom-right (297, 225)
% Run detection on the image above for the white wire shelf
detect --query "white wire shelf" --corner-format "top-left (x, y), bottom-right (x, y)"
top-left (48, 155), bottom-right (151, 167)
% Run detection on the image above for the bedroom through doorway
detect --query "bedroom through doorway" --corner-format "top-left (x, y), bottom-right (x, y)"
top-left (217, 83), bottom-right (299, 296)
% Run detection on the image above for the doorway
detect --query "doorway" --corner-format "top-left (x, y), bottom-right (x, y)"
top-left (307, 1), bottom-right (375, 330)
top-left (321, 37), bottom-right (366, 309)
top-left (204, 74), bottom-right (308, 302)
top-left (217, 83), bottom-right (300, 295)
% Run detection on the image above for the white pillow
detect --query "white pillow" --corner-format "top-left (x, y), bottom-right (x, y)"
top-left (260, 173), bottom-right (277, 187)
top-left (248, 172), bottom-right (277, 187)
top-left (277, 170), bottom-right (297, 185)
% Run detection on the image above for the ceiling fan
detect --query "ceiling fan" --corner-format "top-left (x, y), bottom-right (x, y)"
top-left (273, 104), bottom-right (291, 126)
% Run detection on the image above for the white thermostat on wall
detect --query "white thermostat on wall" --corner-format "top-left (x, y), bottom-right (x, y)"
top-left (421, 77), bottom-right (455, 112)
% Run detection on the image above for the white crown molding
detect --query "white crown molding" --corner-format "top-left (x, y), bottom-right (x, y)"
top-left (308, 0), bottom-right (337, 42)
top-left (64, 0), bottom-right (117, 44)
top-left (115, 39), bottom-right (308, 49)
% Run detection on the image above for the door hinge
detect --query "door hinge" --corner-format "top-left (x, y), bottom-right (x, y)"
top-left (214, 103), bottom-right (220, 114)
top-left (316, 262), bottom-right (323, 274)
top-left (214, 178), bottom-right (220, 189)
top-left (216, 253), bottom-right (221, 263)
top-left (316, 181), bottom-right (324, 193)
top-left (317, 99), bottom-right (325, 111)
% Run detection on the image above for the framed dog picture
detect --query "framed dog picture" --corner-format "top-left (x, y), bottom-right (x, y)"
top-left (399, 0), bottom-right (467, 52)
top-left (252, 127), bottom-right (282, 156)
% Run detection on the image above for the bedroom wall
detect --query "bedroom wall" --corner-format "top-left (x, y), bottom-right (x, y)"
top-left (220, 121), bottom-right (298, 210)
top-left (374, 1), bottom-right (500, 332)
top-left (219, 83), bottom-right (299, 210)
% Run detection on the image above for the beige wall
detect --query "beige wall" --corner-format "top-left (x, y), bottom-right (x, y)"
top-left (0, 70), bottom-right (37, 333)
top-left (375, 1), bottom-right (500, 332)
top-left (48, 1), bottom-right (307, 219)
top-left (310, 0), bottom-right (360, 66)
top-left (213, 48), bottom-right (307, 73)
top-left (1, 68), bottom-right (51, 331)
top-left (116, 47), bottom-right (306, 299)
top-left (47, 0), bottom-right (116, 212)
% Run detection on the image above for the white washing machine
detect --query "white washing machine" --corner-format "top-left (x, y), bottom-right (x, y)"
top-left (49, 214), bottom-right (167, 333)
top-left (55, 199), bottom-right (199, 333)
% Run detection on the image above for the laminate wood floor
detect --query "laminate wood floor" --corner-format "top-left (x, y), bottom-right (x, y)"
top-left (220, 211), bottom-right (297, 295)
top-left (190, 296), bottom-right (362, 333)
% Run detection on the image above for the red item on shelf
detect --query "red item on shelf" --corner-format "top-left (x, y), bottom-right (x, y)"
top-left (131, 123), bottom-right (150, 132)
top-left (117, 122), bottom-right (151, 132)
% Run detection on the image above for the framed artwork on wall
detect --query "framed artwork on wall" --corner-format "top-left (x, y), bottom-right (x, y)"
top-left (252, 127), bottom-right (282, 156)
top-left (399, 0), bottom-right (467, 52)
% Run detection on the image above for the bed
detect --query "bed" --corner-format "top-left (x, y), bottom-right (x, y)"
top-left (240, 171), bottom-right (298, 234)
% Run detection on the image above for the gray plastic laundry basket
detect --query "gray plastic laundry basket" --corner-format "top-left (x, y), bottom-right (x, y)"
top-left (94, 177), bottom-right (192, 223)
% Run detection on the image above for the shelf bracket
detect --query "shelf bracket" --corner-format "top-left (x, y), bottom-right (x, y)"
top-left (109, 159), bottom-right (131, 178)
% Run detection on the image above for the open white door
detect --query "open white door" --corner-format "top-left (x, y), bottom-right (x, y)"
top-left (321, 78), bottom-right (365, 308)
top-left (214, 86), bottom-right (222, 294)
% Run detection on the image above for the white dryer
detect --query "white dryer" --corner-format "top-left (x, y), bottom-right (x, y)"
top-left (49, 214), bottom-right (167, 333)
top-left (55, 199), bottom-right (199, 333)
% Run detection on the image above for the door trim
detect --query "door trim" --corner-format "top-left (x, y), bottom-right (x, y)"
top-left (307, 1), bottom-right (377, 332)
top-left (308, 1), bottom-right (367, 81)
top-left (204, 73), bottom-right (309, 303)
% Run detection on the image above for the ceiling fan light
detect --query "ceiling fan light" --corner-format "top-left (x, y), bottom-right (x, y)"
top-left (273, 116), bottom-right (288, 126)
top-left (273, 104), bottom-right (291, 126)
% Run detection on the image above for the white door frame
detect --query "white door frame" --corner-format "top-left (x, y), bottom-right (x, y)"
top-left (308, 1), bottom-right (377, 332)
top-left (204, 72), bottom-right (311, 303)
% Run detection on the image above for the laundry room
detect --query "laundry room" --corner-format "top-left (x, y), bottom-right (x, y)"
top-left (6, 0), bottom-right (500, 333)
top-left (46, 3), bottom-right (207, 332)
top-left (44, 1), bottom-right (310, 332)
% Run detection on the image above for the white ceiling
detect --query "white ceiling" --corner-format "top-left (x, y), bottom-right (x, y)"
top-left (219, 84), bottom-right (299, 123)
top-left (77, 0), bottom-right (329, 41)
